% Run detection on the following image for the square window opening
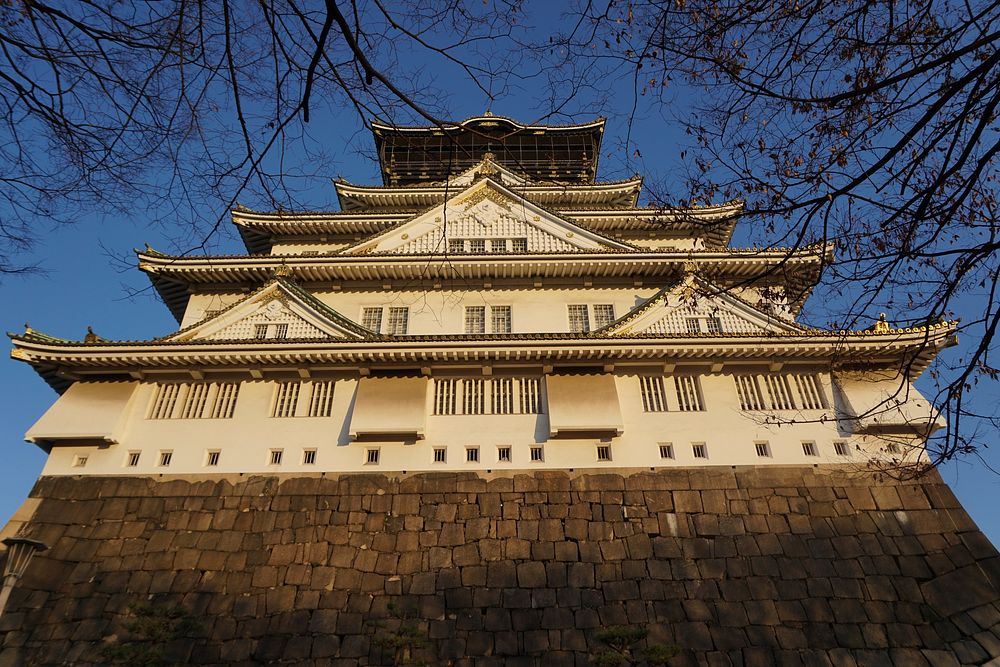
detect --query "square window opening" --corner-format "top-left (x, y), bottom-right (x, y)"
top-left (206, 450), bottom-right (221, 467)
top-left (596, 445), bottom-right (612, 462)
top-left (126, 451), bottom-right (141, 467)
top-left (73, 455), bottom-right (88, 468)
top-left (433, 447), bottom-right (447, 463)
top-left (158, 451), bottom-right (173, 467)
top-left (270, 449), bottom-right (283, 465)
top-left (802, 441), bottom-right (818, 457)
top-left (466, 447), bottom-right (480, 463)
top-left (658, 443), bottom-right (674, 459)
top-left (834, 441), bottom-right (850, 457)
top-left (692, 443), bottom-right (708, 459)
top-left (366, 448), bottom-right (380, 465)
top-left (497, 446), bottom-right (511, 462)
top-left (303, 449), bottom-right (317, 465)
top-left (530, 446), bottom-right (544, 462)
top-left (754, 442), bottom-right (771, 458)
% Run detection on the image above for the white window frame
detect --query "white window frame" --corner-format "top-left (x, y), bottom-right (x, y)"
top-left (834, 440), bottom-right (850, 457)
top-left (386, 307), bottom-right (409, 335)
top-left (596, 444), bottom-right (612, 462)
top-left (73, 454), bottom-right (88, 468)
top-left (158, 450), bottom-right (173, 467)
top-left (491, 305), bottom-right (512, 334)
top-left (206, 450), bottom-right (221, 467)
top-left (269, 449), bottom-right (283, 465)
top-left (530, 446), bottom-right (544, 462)
top-left (692, 442), bottom-right (708, 459)
top-left (658, 443), bottom-right (674, 460)
top-left (754, 441), bottom-right (771, 458)
top-left (366, 448), bottom-right (381, 465)
top-left (567, 304), bottom-right (591, 333)
top-left (466, 446), bottom-right (480, 463)
top-left (433, 447), bottom-right (447, 463)
top-left (125, 451), bottom-right (141, 467)
top-left (802, 441), bottom-right (819, 457)
top-left (303, 449), bottom-right (317, 465)
top-left (464, 305), bottom-right (487, 334)
top-left (497, 446), bottom-right (512, 462)
top-left (361, 307), bottom-right (383, 333)
top-left (593, 304), bottom-right (616, 329)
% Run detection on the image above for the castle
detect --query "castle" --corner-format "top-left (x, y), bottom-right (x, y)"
top-left (2, 115), bottom-right (998, 665)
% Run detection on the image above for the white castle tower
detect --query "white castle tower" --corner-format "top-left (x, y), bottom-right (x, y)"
top-left (11, 115), bottom-right (955, 476)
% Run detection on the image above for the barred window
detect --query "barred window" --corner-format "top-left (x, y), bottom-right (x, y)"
top-left (511, 238), bottom-right (528, 253)
top-left (433, 447), bottom-right (447, 463)
top-left (308, 381), bottom-right (335, 417)
top-left (366, 448), bottom-right (380, 464)
top-left (674, 376), bottom-right (705, 411)
top-left (791, 374), bottom-right (827, 409)
top-left (272, 382), bottom-right (300, 418)
top-left (468, 239), bottom-right (486, 254)
top-left (73, 455), bottom-right (88, 468)
top-left (158, 451), bottom-right (173, 467)
top-left (491, 305), bottom-right (512, 333)
top-left (764, 375), bottom-right (795, 410)
top-left (149, 383), bottom-right (181, 419)
top-left (180, 383), bottom-right (210, 419)
top-left (490, 239), bottom-right (507, 253)
top-left (530, 446), bottom-right (544, 462)
top-left (269, 449), bottom-right (283, 465)
top-left (685, 318), bottom-right (701, 334)
top-left (640, 376), bottom-right (668, 412)
top-left (206, 450), bottom-right (221, 467)
top-left (255, 324), bottom-right (268, 339)
top-left (433, 377), bottom-right (541, 415)
top-left (706, 317), bottom-right (722, 334)
top-left (658, 443), bottom-right (674, 459)
top-left (692, 443), bottom-right (708, 459)
top-left (596, 445), bottom-right (612, 462)
top-left (448, 238), bottom-right (464, 253)
top-left (126, 451), bottom-right (140, 467)
top-left (465, 306), bottom-right (486, 334)
top-left (754, 442), bottom-right (771, 458)
top-left (568, 304), bottom-right (590, 333)
top-left (466, 447), bottom-right (480, 463)
top-left (210, 383), bottom-right (240, 419)
top-left (497, 446), bottom-right (511, 462)
top-left (834, 441), bottom-right (850, 456)
top-left (802, 441), bottom-right (818, 457)
top-left (593, 304), bottom-right (616, 329)
top-left (362, 307), bottom-right (383, 333)
top-left (734, 375), bottom-right (766, 410)
top-left (303, 449), bottom-right (317, 465)
top-left (273, 323), bottom-right (289, 339)
top-left (387, 307), bottom-right (409, 335)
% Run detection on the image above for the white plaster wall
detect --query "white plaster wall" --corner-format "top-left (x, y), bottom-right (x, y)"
top-left (36, 372), bottom-right (926, 477)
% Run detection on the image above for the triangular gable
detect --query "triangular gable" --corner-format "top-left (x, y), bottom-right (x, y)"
top-left (341, 178), bottom-right (636, 255)
top-left (446, 155), bottom-right (528, 187)
top-left (595, 276), bottom-right (809, 337)
top-left (163, 279), bottom-right (376, 342)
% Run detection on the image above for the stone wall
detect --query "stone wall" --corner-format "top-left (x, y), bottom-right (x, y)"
top-left (1, 466), bottom-right (999, 666)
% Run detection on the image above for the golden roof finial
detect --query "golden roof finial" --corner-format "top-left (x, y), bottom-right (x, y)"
top-left (874, 313), bottom-right (890, 334)
top-left (84, 326), bottom-right (101, 343)
top-left (483, 109), bottom-right (493, 117)
top-left (274, 264), bottom-right (292, 279)
top-left (23, 322), bottom-right (31, 335)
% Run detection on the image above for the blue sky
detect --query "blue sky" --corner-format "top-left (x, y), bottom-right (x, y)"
top-left (0, 4), bottom-right (997, 544)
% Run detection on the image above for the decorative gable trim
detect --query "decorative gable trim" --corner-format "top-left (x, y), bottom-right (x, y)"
top-left (160, 278), bottom-right (376, 342)
top-left (595, 275), bottom-right (810, 338)
top-left (340, 178), bottom-right (637, 256)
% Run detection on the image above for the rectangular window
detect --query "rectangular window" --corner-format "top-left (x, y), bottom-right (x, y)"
top-left (464, 306), bottom-right (486, 334)
top-left (791, 374), bottom-right (827, 409)
top-left (685, 318), bottom-right (702, 334)
top-left (640, 376), bottom-right (668, 412)
top-left (596, 445), bottom-right (612, 462)
top-left (73, 455), bottom-right (88, 468)
top-left (593, 304), bottom-right (616, 329)
top-left (692, 443), bottom-right (708, 459)
top-left (658, 443), bottom-right (674, 460)
top-left (764, 375), bottom-right (795, 410)
top-left (530, 446), bottom-right (544, 462)
top-left (468, 239), bottom-right (486, 254)
top-left (802, 441), bottom-right (818, 457)
top-left (491, 377), bottom-right (514, 415)
top-left (308, 381), bottom-right (335, 417)
top-left (180, 383), bottom-right (210, 419)
top-left (448, 238), bottom-right (464, 254)
top-left (466, 447), bottom-right (480, 463)
top-left (520, 378), bottom-right (541, 414)
top-left (706, 317), bottom-right (723, 334)
top-left (255, 324), bottom-right (269, 339)
top-left (734, 375), bottom-right (766, 411)
top-left (491, 305), bottom-right (512, 333)
top-left (269, 449), bottom-right (283, 465)
top-left (674, 376), bottom-right (705, 411)
top-left (497, 446), bottom-right (511, 462)
top-left (272, 382), bottom-right (300, 418)
top-left (834, 441), bottom-right (850, 457)
top-left (755, 441), bottom-right (771, 458)
top-left (387, 307), bottom-right (409, 335)
top-left (463, 378), bottom-right (485, 415)
top-left (511, 238), bottom-right (528, 253)
top-left (434, 378), bottom-right (458, 415)
top-left (366, 448), bottom-right (380, 465)
top-left (126, 451), bottom-right (141, 467)
top-left (273, 323), bottom-right (289, 339)
top-left (433, 447), bottom-right (447, 463)
top-left (149, 384), bottom-right (181, 419)
top-left (158, 451), bottom-right (173, 467)
top-left (210, 383), bottom-right (240, 419)
top-left (362, 307), bottom-right (383, 333)
top-left (490, 239), bottom-right (507, 253)
top-left (206, 450), bottom-right (221, 467)
top-left (303, 449), bottom-right (317, 465)
top-left (567, 305), bottom-right (590, 333)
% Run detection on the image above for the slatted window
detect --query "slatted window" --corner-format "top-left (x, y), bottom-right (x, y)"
top-left (448, 238), bottom-right (464, 253)
top-left (211, 383), bottom-right (239, 418)
top-left (706, 317), bottom-right (722, 334)
top-left (73, 455), bottom-right (88, 468)
top-left (466, 447), bottom-right (480, 462)
top-left (596, 445), bottom-right (612, 461)
top-left (755, 442), bottom-right (771, 458)
top-left (692, 443), bottom-right (708, 459)
top-left (303, 449), bottom-right (317, 465)
top-left (834, 441), bottom-right (850, 456)
top-left (791, 374), bottom-right (827, 409)
top-left (362, 307), bottom-right (383, 333)
top-left (465, 306), bottom-right (486, 334)
top-left (530, 446), bottom-right (544, 462)
top-left (206, 450), bottom-right (221, 466)
top-left (126, 451), bottom-right (141, 467)
top-left (568, 305), bottom-right (590, 333)
top-left (802, 441), bottom-right (818, 457)
top-left (490, 239), bottom-right (506, 252)
top-left (269, 449), bottom-right (283, 465)
top-left (158, 451), bottom-right (173, 467)
top-left (272, 382), bottom-right (300, 418)
top-left (273, 324), bottom-right (289, 339)
top-left (149, 384), bottom-right (181, 419)
top-left (387, 307), bottom-right (409, 335)
top-left (674, 376), bottom-right (705, 411)
top-left (497, 446), bottom-right (512, 462)
top-left (308, 381), bottom-right (335, 417)
top-left (734, 375), bottom-right (766, 410)
top-left (433, 447), bottom-right (447, 463)
top-left (511, 238), bottom-right (528, 253)
top-left (366, 448), bottom-right (380, 464)
top-left (639, 376), bottom-right (668, 412)
top-left (593, 304), bottom-right (616, 328)
top-left (463, 379), bottom-right (485, 415)
top-left (685, 318), bottom-right (701, 334)
top-left (468, 239), bottom-right (487, 254)
top-left (764, 375), bottom-right (795, 410)
top-left (180, 383), bottom-right (210, 419)
top-left (491, 305), bottom-right (512, 333)
top-left (658, 443), bottom-right (674, 459)
top-left (434, 377), bottom-right (541, 415)
top-left (255, 324), bottom-right (269, 339)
